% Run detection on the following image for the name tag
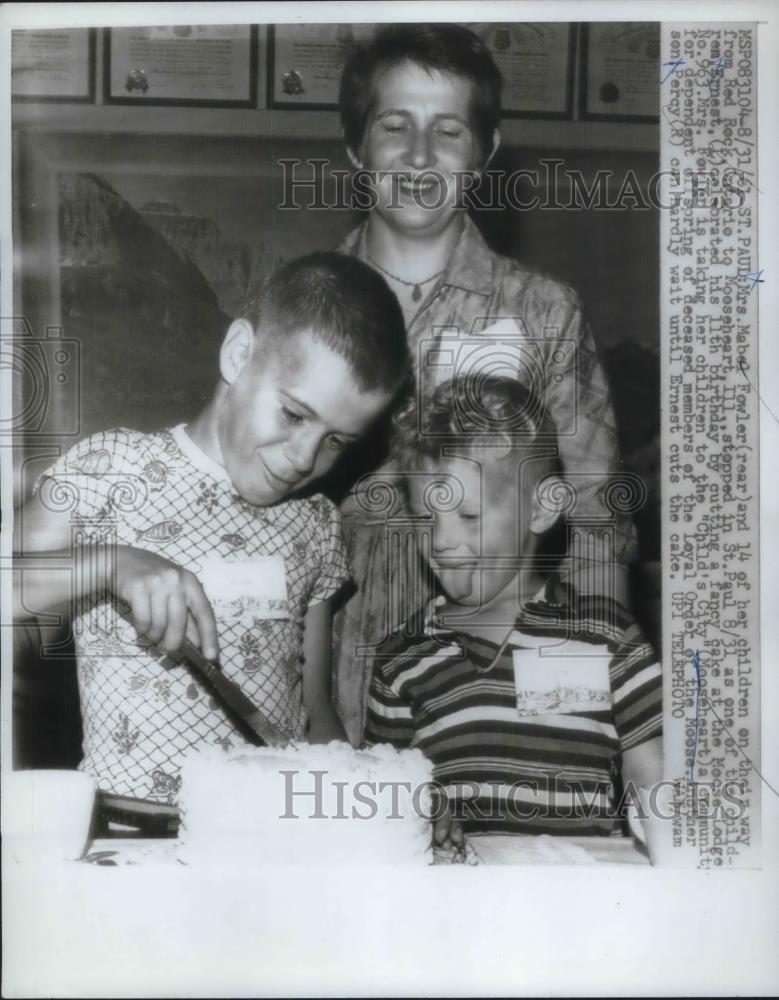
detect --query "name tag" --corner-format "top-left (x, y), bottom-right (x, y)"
top-left (199, 555), bottom-right (289, 622)
top-left (422, 318), bottom-right (527, 391)
top-left (512, 647), bottom-right (612, 716)
top-left (450, 318), bottom-right (525, 380)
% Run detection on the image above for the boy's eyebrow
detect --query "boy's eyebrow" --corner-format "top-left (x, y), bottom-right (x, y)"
top-left (282, 390), bottom-right (318, 420)
top-left (283, 391), bottom-right (359, 439)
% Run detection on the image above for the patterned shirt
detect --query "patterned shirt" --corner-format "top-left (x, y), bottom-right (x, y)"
top-left (366, 579), bottom-right (662, 836)
top-left (36, 425), bottom-right (349, 802)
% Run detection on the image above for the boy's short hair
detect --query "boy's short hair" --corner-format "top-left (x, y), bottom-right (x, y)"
top-left (394, 374), bottom-right (558, 478)
top-left (339, 23), bottom-right (503, 160)
top-left (244, 251), bottom-right (410, 395)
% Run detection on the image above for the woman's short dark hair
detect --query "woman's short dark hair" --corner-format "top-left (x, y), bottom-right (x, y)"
top-left (245, 251), bottom-right (410, 395)
top-left (339, 23), bottom-right (503, 160)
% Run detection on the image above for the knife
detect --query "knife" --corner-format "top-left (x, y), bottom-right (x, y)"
top-left (180, 638), bottom-right (289, 748)
top-left (94, 790), bottom-right (181, 838)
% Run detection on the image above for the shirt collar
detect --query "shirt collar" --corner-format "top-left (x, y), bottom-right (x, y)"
top-left (170, 423), bottom-right (232, 485)
top-left (337, 214), bottom-right (495, 298)
top-left (442, 215), bottom-right (495, 296)
top-left (423, 574), bottom-right (573, 642)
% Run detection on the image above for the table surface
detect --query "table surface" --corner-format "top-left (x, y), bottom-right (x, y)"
top-left (5, 823), bottom-right (775, 997)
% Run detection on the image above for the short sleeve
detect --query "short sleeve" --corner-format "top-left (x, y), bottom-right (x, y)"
top-left (608, 620), bottom-right (663, 752)
top-left (308, 495), bottom-right (350, 605)
top-left (365, 655), bottom-right (416, 749)
top-left (32, 429), bottom-right (141, 529)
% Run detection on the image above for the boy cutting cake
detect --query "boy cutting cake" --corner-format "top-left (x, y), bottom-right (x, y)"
top-left (13, 252), bottom-right (410, 804)
top-left (366, 375), bottom-right (663, 843)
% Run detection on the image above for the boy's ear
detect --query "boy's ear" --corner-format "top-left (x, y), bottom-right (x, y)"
top-left (530, 475), bottom-right (566, 536)
top-left (219, 318), bottom-right (255, 385)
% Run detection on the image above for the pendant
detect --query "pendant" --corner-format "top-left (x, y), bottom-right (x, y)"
top-left (412, 284), bottom-right (422, 302)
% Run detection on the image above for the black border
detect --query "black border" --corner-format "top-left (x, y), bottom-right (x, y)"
top-left (578, 23), bottom-right (660, 124)
top-left (12, 27), bottom-right (96, 104)
top-left (104, 25), bottom-right (259, 108)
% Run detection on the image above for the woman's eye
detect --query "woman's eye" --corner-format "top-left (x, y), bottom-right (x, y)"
top-left (382, 120), bottom-right (408, 134)
top-left (281, 406), bottom-right (304, 426)
top-left (326, 435), bottom-right (347, 452)
top-left (436, 127), bottom-right (463, 139)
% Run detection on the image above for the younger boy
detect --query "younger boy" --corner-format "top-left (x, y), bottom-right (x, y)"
top-left (366, 375), bottom-right (662, 838)
top-left (14, 252), bottom-right (409, 803)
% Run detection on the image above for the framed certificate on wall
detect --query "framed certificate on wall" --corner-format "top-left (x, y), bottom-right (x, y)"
top-left (105, 25), bottom-right (258, 107)
top-left (579, 22), bottom-right (660, 122)
top-left (268, 24), bottom-right (376, 109)
top-left (467, 23), bottom-right (575, 119)
top-left (270, 22), bottom-right (575, 119)
top-left (12, 28), bottom-right (95, 102)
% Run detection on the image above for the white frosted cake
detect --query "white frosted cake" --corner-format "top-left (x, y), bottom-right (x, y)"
top-left (179, 741), bottom-right (434, 865)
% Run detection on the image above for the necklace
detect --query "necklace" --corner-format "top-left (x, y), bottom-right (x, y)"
top-left (367, 255), bottom-right (444, 302)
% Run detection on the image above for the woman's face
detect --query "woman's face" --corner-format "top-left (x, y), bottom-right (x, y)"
top-left (352, 60), bottom-right (492, 239)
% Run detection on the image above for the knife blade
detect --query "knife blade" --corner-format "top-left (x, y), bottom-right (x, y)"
top-left (180, 638), bottom-right (289, 748)
top-left (95, 790), bottom-right (180, 838)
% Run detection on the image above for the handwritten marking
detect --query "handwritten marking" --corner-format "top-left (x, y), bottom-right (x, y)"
top-left (685, 647), bottom-right (778, 799)
top-left (707, 54), bottom-right (729, 78)
top-left (738, 356), bottom-right (779, 426)
top-left (739, 269), bottom-right (764, 289)
top-left (661, 58), bottom-right (686, 84)
top-left (689, 55), bottom-right (731, 90)
top-left (703, 693), bottom-right (779, 800)
top-left (689, 649), bottom-right (702, 782)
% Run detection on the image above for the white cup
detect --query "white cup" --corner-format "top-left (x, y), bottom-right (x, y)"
top-left (3, 770), bottom-right (97, 865)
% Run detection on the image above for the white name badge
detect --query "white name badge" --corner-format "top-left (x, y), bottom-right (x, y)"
top-left (512, 647), bottom-right (612, 717)
top-left (198, 555), bottom-right (289, 622)
top-left (450, 318), bottom-right (525, 381)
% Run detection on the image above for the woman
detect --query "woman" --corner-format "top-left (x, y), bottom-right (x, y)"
top-left (332, 24), bottom-right (637, 744)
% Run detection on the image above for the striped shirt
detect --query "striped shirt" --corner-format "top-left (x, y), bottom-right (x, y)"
top-left (332, 214), bottom-right (638, 747)
top-left (366, 578), bottom-right (662, 836)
